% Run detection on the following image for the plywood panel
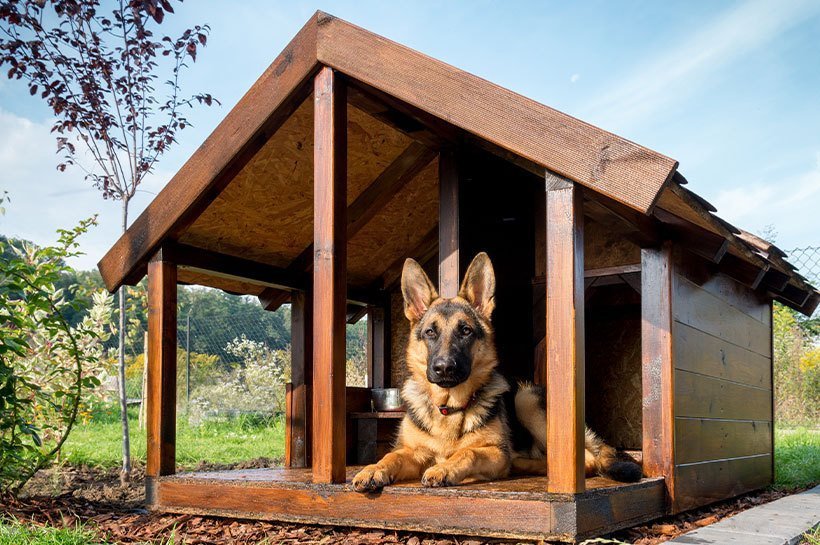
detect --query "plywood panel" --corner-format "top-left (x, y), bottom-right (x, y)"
top-left (675, 418), bottom-right (772, 464)
top-left (181, 100), bottom-right (412, 271)
top-left (674, 322), bottom-right (771, 388)
top-left (673, 274), bottom-right (771, 357)
top-left (674, 454), bottom-right (772, 511)
top-left (674, 370), bottom-right (771, 421)
top-left (585, 219), bottom-right (640, 270)
top-left (347, 158), bottom-right (439, 286)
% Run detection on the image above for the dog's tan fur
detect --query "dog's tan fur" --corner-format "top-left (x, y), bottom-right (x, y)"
top-left (353, 253), bottom-right (511, 490)
top-left (352, 253), bottom-right (641, 492)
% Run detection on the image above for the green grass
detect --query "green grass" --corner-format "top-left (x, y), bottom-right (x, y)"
top-left (0, 519), bottom-right (111, 545)
top-left (802, 525), bottom-right (820, 545)
top-left (775, 428), bottom-right (820, 489)
top-left (62, 406), bottom-right (285, 468)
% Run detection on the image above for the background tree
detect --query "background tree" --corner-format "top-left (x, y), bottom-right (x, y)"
top-left (0, 0), bottom-right (218, 481)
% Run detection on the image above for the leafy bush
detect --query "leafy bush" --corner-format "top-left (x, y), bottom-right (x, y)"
top-left (188, 335), bottom-right (291, 424)
top-left (773, 303), bottom-right (820, 426)
top-left (0, 219), bottom-right (112, 496)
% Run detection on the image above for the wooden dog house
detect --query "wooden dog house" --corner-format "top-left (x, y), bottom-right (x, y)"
top-left (98, 12), bottom-right (819, 542)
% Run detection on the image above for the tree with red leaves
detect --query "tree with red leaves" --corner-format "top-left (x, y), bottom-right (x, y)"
top-left (0, 0), bottom-right (218, 482)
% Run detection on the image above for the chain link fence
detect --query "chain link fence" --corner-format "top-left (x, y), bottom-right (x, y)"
top-left (788, 246), bottom-right (820, 286)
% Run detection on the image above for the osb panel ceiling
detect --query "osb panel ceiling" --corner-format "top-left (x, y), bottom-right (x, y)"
top-left (179, 96), bottom-right (413, 269)
top-left (348, 158), bottom-right (439, 286)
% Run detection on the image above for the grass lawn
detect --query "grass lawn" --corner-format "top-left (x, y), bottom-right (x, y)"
top-left (0, 519), bottom-right (112, 545)
top-left (774, 427), bottom-right (820, 489)
top-left (61, 406), bottom-right (285, 468)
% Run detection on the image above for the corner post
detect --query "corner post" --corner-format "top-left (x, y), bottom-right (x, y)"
top-left (544, 173), bottom-right (585, 493)
top-left (287, 290), bottom-right (312, 468)
top-left (641, 242), bottom-right (676, 507)
top-left (146, 249), bottom-right (177, 501)
top-left (311, 66), bottom-right (347, 484)
top-left (439, 147), bottom-right (460, 298)
top-left (366, 305), bottom-right (388, 388)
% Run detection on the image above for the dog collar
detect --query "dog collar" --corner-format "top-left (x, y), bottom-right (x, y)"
top-left (438, 393), bottom-right (478, 416)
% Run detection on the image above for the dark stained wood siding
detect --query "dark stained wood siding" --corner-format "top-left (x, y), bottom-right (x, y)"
top-left (671, 262), bottom-right (773, 512)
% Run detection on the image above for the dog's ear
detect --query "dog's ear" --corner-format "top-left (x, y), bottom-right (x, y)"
top-left (401, 258), bottom-right (438, 322)
top-left (459, 252), bottom-right (495, 319)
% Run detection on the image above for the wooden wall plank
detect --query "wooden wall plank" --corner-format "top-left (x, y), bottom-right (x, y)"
top-left (146, 255), bottom-right (178, 482)
top-left (675, 370), bottom-right (772, 421)
top-left (640, 243), bottom-right (676, 505)
top-left (544, 174), bottom-right (585, 493)
top-left (673, 274), bottom-right (772, 357)
top-left (288, 291), bottom-right (312, 468)
top-left (675, 418), bottom-right (772, 465)
top-left (439, 148), bottom-right (460, 298)
top-left (673, 322), bottom-right (771, 388)
top-left (312, 66), bottom-right (348, 484)
top-left (316, 14), bottom-right (678, 213)
top-left (674, 454), bottom-right (772, 511)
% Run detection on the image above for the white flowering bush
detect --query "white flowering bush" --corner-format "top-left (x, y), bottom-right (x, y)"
top-left (189, 335), bottom-right (290, 424)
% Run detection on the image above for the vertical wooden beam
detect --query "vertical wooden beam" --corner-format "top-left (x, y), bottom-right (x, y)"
top-left (439, 147), bottom-right (460, 298)
top-left (287, 290), bottom-right (312, 468)
top-left (544, 173), bottom-right (585, 494)
top-left (312, 66), bottom-right (347, 484)
top-left (146, 250), bottom-right (177, 501)
top-left (641, 242), bottom-right (676, 508)
top-left (366, 306), bottom-right (388, 388)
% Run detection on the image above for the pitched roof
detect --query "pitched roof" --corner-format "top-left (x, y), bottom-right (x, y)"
top-left (97, 11), bottom-right (818, 315)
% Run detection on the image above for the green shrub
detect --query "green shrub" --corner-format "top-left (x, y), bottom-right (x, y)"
top-left (0, 219), bottom-right (112, 496)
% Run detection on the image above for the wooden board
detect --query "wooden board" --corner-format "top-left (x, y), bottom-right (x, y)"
top-left (674, 454), bottom-right (772, 512)
top-left (674, 370), bottom-right (772, 421)
top-left (640, 244), bottom-right (676, 507)
top-left (673, 322), bottom-right (771, 388)
top-left (673, 273), bottom-right (771, 357)
top-left (544, 176), bottom-right (585, 493)
top-left (311, 68), bottom-right (347, 484)
top-left (316, 14), bottom-right (678, 213)
top-left (674, 418), bottom-right (772, 465)
top-left (153, 467), bottom-right (666, 541)
top-left (146, 257), bottom-right (178, 480)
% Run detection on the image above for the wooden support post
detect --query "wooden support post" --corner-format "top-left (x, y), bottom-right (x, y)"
top-left (366, 306), bottom-right (388, 388)
top-left (439, 147), bottom-right (460, 298)
top-left (641, 242), bottom-right (676, 508)
top-left (146, 251), bottom-right (177, 501)
top-left (544, 173), bottom-right (585, 494)
top-left (312, 66), bottom-right (347, 484)
top-left (287, 290), bottom-right (312, 468)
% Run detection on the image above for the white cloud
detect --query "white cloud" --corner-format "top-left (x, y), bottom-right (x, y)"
top-left (0, 108), bottom-right (172, 271)
top-left (710, 152), bottom-right (820, 249)
top-left (583, 0), bottom-right (820, 129)
top-left (570, 73), bottom-right (580, 84)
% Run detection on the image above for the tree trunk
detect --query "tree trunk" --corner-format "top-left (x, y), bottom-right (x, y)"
top-left (118, 199), bottom-right (132, 484)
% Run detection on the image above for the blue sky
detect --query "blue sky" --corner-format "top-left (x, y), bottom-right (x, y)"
top-left (2, 0), bottom-right (820, 270)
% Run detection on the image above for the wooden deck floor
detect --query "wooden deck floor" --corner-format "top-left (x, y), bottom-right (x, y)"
top-left (151, 467), bottom-right (667, 541)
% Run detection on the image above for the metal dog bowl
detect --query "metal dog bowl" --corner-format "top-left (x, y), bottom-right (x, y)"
top-left (371, 388), bottom-right (404, 412)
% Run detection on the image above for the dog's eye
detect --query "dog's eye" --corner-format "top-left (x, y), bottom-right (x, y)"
top-left (460, 325), bottom-right (473, 337)
top-left (424, 327), bottom-right (437, 339)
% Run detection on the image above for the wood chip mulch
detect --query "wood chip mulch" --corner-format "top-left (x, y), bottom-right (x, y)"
top-left (0, 463), bottom-right (812, 545)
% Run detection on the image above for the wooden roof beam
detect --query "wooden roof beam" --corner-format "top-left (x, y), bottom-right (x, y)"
top-left (654, 208), bottom-right (728, 264)
top-left (259, 141), bottom-right (436, 310)
top-left (376, 225), bottom-right (439, 293)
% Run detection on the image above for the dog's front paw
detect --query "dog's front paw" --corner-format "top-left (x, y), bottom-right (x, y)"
top-left (421, 465), bottom-right (458, 487)
top-left (352, 465), bottom-right (394, 492)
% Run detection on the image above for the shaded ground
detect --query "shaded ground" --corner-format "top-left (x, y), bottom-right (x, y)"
top-left (1, 463), bottom-right (813, 545)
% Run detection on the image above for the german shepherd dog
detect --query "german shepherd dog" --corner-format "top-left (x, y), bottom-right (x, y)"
top-left (352, 253), bottom-right (641, 492)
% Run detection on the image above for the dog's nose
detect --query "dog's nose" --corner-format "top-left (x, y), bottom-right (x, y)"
top-left (432, 358), bottom-right (457, 377)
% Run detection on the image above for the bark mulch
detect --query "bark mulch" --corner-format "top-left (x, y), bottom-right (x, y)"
top-left (0, 462), bottom-right (811, 545)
